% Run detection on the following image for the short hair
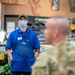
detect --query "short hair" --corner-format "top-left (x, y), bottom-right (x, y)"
top-left (48, 16), bottom-right (70, 36)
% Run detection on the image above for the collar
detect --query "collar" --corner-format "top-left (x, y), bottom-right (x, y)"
top-left (18, 27), bottom-right (30, 33)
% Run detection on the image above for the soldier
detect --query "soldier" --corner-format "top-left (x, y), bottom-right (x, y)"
top-left (32, 16), bottom-right (75, 75)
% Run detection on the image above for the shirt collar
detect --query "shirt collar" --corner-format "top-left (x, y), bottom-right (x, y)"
top-left (18, 27), bottom-right (30, 33)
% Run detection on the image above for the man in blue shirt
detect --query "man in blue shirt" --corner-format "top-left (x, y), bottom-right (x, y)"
top-left (6, 14), bottom-right (40, 75)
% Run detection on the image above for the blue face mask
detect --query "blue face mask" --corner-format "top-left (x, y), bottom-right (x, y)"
top-left (19, 20), bottom-right (27, 28)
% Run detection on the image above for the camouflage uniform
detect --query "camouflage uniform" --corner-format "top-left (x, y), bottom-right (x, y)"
top-left (32, 42), bottom-right (75, 75)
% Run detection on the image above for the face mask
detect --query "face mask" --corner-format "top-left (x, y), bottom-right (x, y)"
top-left (19, 20), bottom-right (27, 28)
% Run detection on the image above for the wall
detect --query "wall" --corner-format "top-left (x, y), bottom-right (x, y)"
top-left (0, 3), bottom-right (4, 29)
top-left (0, 2), bottom-right (1, 29)
top-left (0, 0), bottom-right (27, 5)
top-left (5, 0), bottom-right (75, 18)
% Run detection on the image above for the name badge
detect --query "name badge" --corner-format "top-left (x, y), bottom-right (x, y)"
top-left (17, 37), bottom-right (22, 40)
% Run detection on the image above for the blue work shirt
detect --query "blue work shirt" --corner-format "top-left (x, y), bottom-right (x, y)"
top-left (6, 28), bottom-right (40, 72)
top-left (6, 28), bottom-right (40, 51)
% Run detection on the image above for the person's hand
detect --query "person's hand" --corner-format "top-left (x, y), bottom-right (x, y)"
top-left (35, 52), bottom-right (40, 58)
top-left (6, 50), bottom-right (12, 61)
top-left (8, 56), bottom-right (12, 61)
top-left (9, 57), bottom-right (12, 61)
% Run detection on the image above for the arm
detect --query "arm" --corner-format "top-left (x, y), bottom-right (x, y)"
top-left (33, 33), bottom-right (40, 58)
top-left (32, 53), bottom-right (50, 75)
top-left (35, 48), bottom-right (40, 58)
top-left (6, 49), bottom-right (12, 61)
top-left (5, 33), bottom-right (13, 61)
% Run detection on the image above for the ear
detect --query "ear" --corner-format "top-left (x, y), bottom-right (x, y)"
top-left (18, 20), bottom-right (20, 24)
top-left (53, 29), bottom-right (59, 37)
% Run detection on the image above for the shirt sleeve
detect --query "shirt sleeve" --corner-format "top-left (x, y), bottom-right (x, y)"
top-left (35, 48), bottom-right (40, 52)
top-left (33, 32), bottom-right (40, 50)
top-left (32, 53), bottom-right (51, 75)
top-left (5, 33), bottom-right (13, 50)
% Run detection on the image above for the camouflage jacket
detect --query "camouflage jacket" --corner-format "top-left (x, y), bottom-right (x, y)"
top-left (32, 42), bottom-right (75, 75)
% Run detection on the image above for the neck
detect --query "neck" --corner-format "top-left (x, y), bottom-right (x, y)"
top-left (20, 27), bottom-right (27, 32)
top-left (52, 36), bottom-right (67, 44)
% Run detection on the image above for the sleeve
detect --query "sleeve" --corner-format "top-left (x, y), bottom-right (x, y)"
top-left (33, 32), bottom-right (40, 51)
top-left (35, 48), bottom-right (40, 52)
top-left (32, 53), bottom-right (51, 75)
top-left (5, 33), bottom-right (13, 50)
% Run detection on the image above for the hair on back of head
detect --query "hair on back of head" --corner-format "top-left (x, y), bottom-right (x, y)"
top-left (48, 16), bottom-right (70, 36)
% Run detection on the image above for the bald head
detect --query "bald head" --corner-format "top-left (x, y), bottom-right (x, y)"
top-left (46, 16), bottom-right (70, 36)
